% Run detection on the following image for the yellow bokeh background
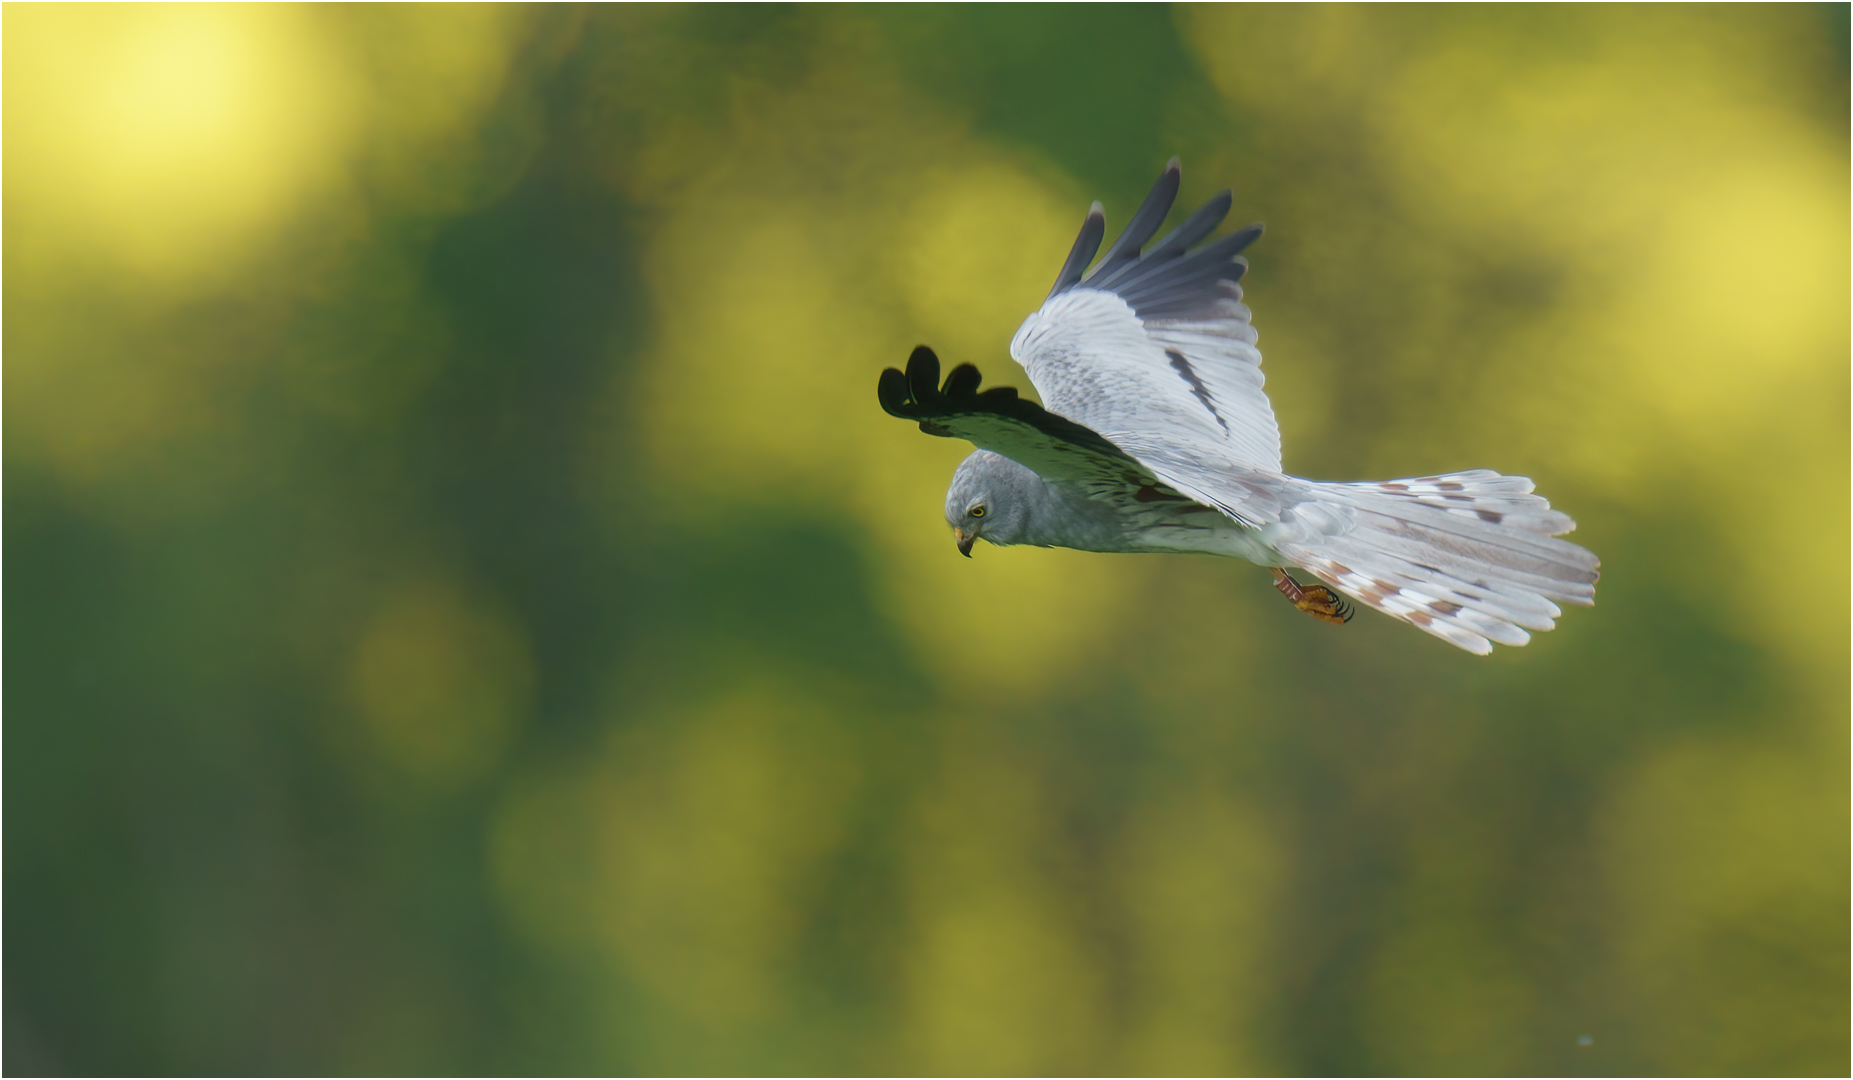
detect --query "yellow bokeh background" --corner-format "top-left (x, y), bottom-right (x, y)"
top-left (7, 5), bottom-right (1845, 1075)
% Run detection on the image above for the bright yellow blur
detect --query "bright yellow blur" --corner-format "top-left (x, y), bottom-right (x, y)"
top-left (6, 4), bottom-right (358, 284)
top-left (8, 6), bottom-right (1844, 1075)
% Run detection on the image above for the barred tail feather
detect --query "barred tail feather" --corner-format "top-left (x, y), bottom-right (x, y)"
top-left (1273, 471), bottom-right (1599, 654)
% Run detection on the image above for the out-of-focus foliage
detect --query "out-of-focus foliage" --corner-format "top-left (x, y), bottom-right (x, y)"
top-left (6, 5), bottom-right (1846, 1075)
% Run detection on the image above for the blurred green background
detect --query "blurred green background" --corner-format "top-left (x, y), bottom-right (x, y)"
top-left (6, 4), bottom-right (1847, 1075)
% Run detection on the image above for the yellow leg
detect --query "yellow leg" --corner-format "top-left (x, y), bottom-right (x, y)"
top-left (1272, 567), bottom-right (1354, 625)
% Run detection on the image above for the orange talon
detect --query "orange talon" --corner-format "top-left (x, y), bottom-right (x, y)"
top-left (1272, 567), bottom-right (1354, 625)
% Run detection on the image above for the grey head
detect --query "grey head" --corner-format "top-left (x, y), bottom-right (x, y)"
top-left (945, 450), bottom-right (1047, 556)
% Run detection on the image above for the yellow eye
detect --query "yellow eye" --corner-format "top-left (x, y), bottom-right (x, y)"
top-left (970, 506), bottom-right (986, 518)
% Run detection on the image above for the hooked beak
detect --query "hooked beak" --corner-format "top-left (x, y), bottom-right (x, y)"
top-left (954, 527), bottom-right (976, 558)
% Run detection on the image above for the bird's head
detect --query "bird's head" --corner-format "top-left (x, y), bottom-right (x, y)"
top-left (944, 450), bottom-right (1040, 556)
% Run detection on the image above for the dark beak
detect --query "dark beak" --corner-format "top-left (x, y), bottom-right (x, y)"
top-left (955, 528), bottom-right (975, 558)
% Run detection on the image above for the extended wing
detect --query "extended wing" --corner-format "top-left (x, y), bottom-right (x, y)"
top-left (877, 345), bottom-right (1171, 498)
top-left (1010, 159), bottom-right (1294, 526)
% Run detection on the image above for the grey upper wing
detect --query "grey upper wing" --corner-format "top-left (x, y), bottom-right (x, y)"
top-left (1010, 159), bottom-right (1290, 523)
top-left (877, 345), bottom-right (1173, 497)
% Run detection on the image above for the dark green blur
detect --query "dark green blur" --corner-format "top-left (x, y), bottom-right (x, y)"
top-left (6, 5), bottom-right (1847, 1075)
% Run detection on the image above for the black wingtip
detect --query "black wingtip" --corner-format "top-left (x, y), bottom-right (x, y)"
top-left (944, 363), bottom-right (983, 398)
top-left (905, 345), bottom-right (941, 404)
top-left (879, 347), bottom-right (989, 441)
top-left (875, 344), bottom-right (1139, 468)
top-left (877, 366), bottom-right (911, 416)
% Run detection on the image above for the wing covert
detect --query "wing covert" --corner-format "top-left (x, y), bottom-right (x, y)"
top-left (1010, 160), bottom-right (1288, 523)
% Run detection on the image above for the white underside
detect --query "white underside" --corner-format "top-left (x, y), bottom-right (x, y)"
top-left (1123, 516), bottom-right (1282, 565)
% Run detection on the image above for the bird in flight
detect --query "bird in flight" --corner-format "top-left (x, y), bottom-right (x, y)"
top-left (878, 159), bottom-right (1598, 654)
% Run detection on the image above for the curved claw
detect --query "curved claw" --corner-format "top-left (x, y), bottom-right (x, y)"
top-left (1272, 567), bottom-right (1353, 626)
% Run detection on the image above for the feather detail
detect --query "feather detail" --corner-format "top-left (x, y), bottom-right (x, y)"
top-left (1046, 202), bottom-right (1106, 300)
top-left (1083, 157), bottom-right (1181, 287)
top-left (1272, 472), bottom-right (1599, 654)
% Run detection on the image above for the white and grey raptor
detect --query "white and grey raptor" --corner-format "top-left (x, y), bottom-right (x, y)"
top-left (878, 159), bottom-right (1598, 654)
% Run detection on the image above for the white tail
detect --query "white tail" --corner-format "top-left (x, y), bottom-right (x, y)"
top-left (1271, 470), bottom-right (1599, 654)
